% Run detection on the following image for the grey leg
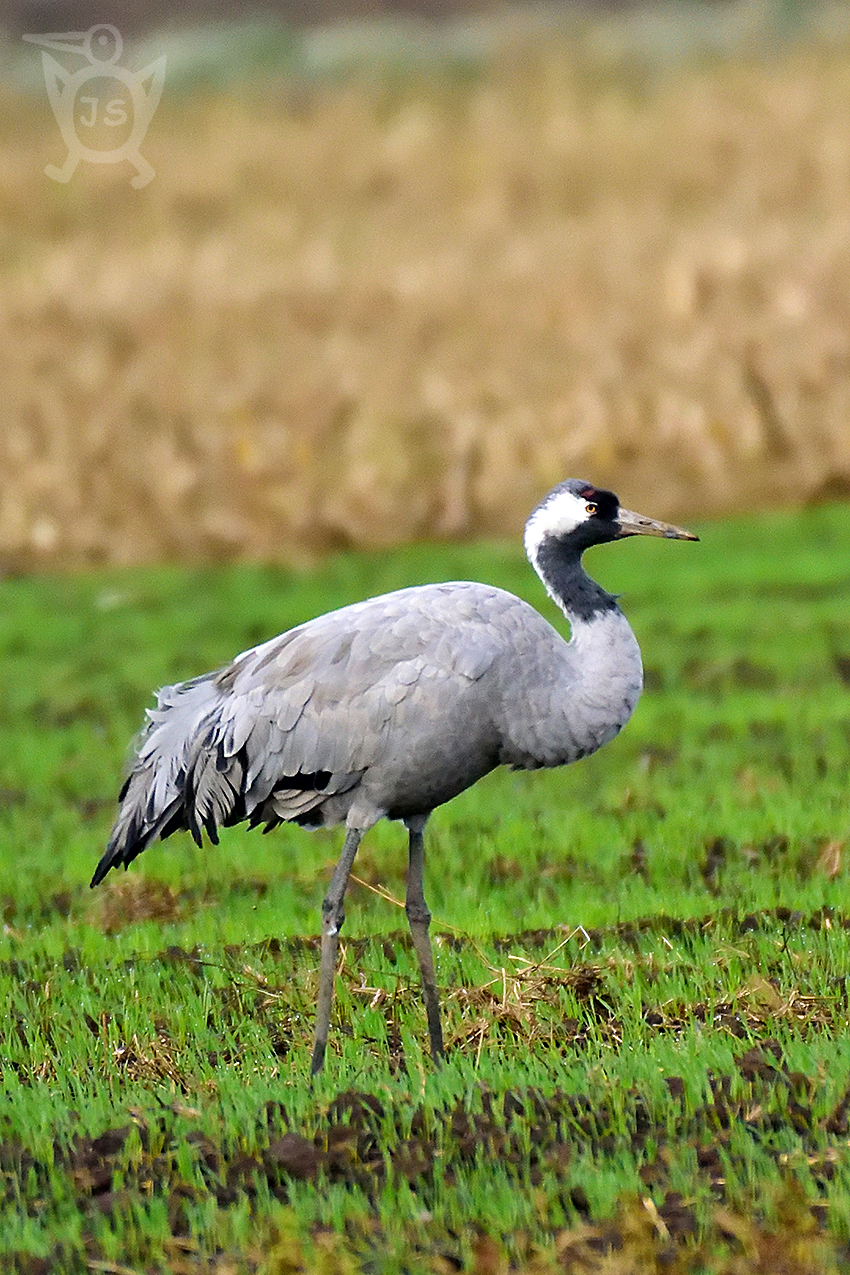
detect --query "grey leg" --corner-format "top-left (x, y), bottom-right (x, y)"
top-left (405, 822), bottom-right (444, 1064)
top-left (310, 826), bottom-right (362, 1076)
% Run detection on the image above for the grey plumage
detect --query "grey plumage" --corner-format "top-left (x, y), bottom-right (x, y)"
top-left (91, 479), bottom-right (697, 1072)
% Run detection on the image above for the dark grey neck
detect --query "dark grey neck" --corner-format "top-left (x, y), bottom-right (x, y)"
top-left (532, 538), bottom-right (619, 623)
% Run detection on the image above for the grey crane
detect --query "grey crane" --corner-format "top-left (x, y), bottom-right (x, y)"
top-left (91, 479), bottom-right (697, 1072)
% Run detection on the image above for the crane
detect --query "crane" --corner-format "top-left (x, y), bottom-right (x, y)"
top-left (91, 480), bottom-right (697, 1072)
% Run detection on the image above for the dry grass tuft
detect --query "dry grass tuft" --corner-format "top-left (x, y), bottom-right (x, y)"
top-left (448, 938), bottom-right (610, 1056)
top-left (95, 875), bottom-right (183, 933)
top-left (111, 1027), bottom-right (188, 1087)
top-left (3, 35), bottom-right (850, 569)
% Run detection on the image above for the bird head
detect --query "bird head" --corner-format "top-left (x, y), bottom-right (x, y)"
top-left (524, 479), bottom-right (698, 562)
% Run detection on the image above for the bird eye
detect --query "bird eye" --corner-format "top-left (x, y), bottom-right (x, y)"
top-left (585, 502), bottom-right (597, 515)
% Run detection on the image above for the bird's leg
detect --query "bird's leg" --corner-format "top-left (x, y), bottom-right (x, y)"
top-left (311, 826), bottom-right (362, 1076)
top-left (405, 819), bottom-right (444, 1064)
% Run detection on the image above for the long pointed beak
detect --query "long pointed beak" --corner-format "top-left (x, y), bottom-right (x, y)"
top-left (616, 507), bottom-right (699, 541)
top-left (22, 32), bottom-right (87, 54)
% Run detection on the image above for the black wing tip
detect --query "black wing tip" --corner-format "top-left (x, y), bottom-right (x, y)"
top-left (90, 814), bottom-right (157, 888)
top-left (90, 852), bottom-right (124, 888)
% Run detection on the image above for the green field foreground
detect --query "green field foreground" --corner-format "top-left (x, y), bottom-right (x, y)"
top-left (1, 499), bottom-right (850, 1272)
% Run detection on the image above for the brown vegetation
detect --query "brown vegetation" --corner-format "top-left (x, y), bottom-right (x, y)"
top-left (3, 36), bottom-right (850, 570)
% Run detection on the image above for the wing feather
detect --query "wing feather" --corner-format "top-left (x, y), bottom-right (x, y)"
top-left (92, 582), bottom-right (514, 885)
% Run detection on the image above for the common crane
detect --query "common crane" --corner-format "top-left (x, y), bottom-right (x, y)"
top-left (91, 480), bottom-right (697, 1073)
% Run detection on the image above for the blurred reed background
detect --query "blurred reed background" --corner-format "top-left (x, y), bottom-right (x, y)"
top-left (2, 0), bottom-right (850, 570)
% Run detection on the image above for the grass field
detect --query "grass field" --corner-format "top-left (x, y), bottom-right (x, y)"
top-left (1, 499), bottom-right (849, 1272)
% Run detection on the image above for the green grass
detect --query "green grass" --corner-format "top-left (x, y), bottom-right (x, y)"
top-left (1, 501), bottom-right (850, 1273)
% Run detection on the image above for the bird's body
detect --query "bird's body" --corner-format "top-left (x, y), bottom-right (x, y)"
top-left (101, 580), bottom-right (642, 860)
top-left (92, 480), bottom-right (696, 1072)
